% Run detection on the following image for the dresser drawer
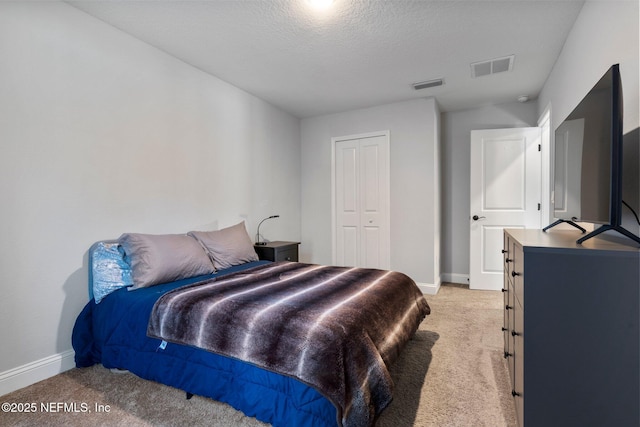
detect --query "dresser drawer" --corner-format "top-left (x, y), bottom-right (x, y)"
top-left (254, 241), bottom-right (300, 262)
top-left (513, 297), bottom-right (524, 427)
top-left (506, 279), bottom-right (516, 381)
top-left (511, 244), bottom-right (524, 306)
top-left (274, 247), bottom-right (298, 262)
top-left (503, 234), bottom-right (513, 277)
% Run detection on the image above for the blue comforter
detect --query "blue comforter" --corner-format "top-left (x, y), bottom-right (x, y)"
top-left (72, 261), bottom-right (337, 427)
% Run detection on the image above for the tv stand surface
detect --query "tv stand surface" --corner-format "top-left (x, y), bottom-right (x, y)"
top-left (542, 219), bottom-right (586, 234)
top-left (576, 223), bottom-right (640, 246)
top-left (543, 220), bottom-right (640, 247)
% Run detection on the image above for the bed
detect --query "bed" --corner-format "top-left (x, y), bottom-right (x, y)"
top-left (72, 223), bottom-right (430, 426)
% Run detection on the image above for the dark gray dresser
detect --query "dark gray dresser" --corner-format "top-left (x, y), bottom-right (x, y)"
top-left (503, 229), bottom-right (639, 427)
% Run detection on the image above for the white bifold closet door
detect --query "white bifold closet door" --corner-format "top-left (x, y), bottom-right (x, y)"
top-left (334, 133), bottom-right (390, 270)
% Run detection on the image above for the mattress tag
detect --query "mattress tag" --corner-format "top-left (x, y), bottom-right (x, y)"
top-left (158, 340), bottom-right (167, 350)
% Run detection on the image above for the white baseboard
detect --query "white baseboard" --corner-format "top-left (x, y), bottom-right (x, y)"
top-left (417, 281), bottom-right (440, 295)
top-left (0, 350), bottom-right (75, 397)
top-left (441, 273), bottom-right (469, 285)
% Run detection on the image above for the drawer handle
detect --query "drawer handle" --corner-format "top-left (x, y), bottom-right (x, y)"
top-left (512, 390), bottom-right (521, 397)
top-left (511, 271), bottom-right (521, 277)
top-left (511, 330), bottom-right (521, 337)
top-left (505, 258), bottom-right (512, 263)
top-left (501, 249), bottom-right (508, 254)
top-left (504, 351), bottom-right (512, 359)
top-left (505, 305), bottom-right (513, 310)
top-left (501, 327), bottom-right (508, 332)
top-left (501, 288), bottom-right (507, 293)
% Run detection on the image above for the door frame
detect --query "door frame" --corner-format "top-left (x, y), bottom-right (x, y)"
top-left (538, 105), bottom-right (553, 226)
top-left (331, 130), bottom-right (390, 266)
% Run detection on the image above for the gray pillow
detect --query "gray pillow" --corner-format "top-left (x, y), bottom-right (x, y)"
top-left (118, 233), bottom-right (215, 289)
top-left (188, 222), bottom-right (259, 270)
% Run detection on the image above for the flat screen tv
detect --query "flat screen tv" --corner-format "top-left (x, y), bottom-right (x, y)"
top-left (545, 64), bottom-right (640, 245)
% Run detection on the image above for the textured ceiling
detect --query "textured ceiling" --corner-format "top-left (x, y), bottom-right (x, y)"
top-left (68, 0), bottom-right (585, 118)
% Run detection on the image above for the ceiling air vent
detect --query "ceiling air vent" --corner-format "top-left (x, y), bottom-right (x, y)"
top-left (412, 78), bottom-right (444, 91)
top-left (471, 55), bottom-right (515, 78)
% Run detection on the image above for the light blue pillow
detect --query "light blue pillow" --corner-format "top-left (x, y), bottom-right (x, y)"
top-left (92, 242), bottom-right (133, 303)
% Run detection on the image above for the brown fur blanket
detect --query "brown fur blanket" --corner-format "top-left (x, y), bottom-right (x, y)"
top-left (147, 261), bottom-right (430, 426)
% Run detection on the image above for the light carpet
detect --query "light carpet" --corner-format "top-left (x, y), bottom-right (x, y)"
top-left (0, 283), bottom-right (516, 426)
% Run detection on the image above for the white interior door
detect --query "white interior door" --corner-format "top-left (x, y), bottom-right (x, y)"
top-left (553, 118), bottom-right (585, 220)
top-left (470, 128), bottom-right (541, 290)
top-left (333, 132), bottom-right (390, 269)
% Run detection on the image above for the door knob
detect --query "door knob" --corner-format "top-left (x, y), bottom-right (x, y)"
top-left (472, 215), bottom-right (486, 221)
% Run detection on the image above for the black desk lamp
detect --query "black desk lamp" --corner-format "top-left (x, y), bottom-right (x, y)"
top-left (255, 215), bottom-right (279, 245)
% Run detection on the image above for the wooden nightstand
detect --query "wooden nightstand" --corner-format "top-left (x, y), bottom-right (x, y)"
top-left (253, 241), bottom-right (300, 262)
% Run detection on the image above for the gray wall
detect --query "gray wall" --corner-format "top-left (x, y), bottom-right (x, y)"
top-left (0, 2), bottom-right (301, 383)
top-left (538, 0), bottom-right (639, 238)
top-left (300, 98), bottom-right (441, 290)
top-left (442, 0), bottom-right (640, 281)
top-left (538, 0), bottom-right (639, 134)
top-left (2, 0), bottom-right (639, 396)
top-left (441, 102), bottom-right (539, 282)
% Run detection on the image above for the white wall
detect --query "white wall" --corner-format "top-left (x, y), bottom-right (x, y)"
top-left (537, 0), bottom-right (640, 238)
top-left (441, 102), bottom-right (539, 282)
top-left (0, 1), bottom-right (301, 391)
top-left (300, 98), bottom-right (441, 291)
